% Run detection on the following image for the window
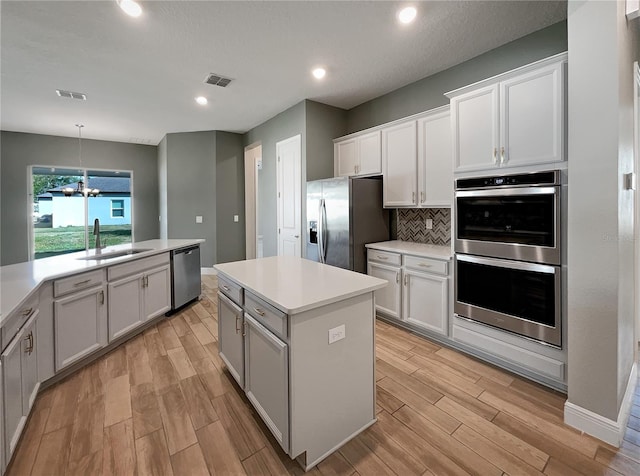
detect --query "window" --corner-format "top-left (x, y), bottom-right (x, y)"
top-left (30, 167), bottom-right (133, 259)
top-left (111, 199), bottom-right (125, 218)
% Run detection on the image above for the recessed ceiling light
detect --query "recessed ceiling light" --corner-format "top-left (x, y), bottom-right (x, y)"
top-left (312, 68), bottom-right (326, 80)
top-left (195, 96), bottom-right (208, 106)
top-left (117, 0), bottom-right (142, 18)
top-left (398, 6), bottom-right (417, 24)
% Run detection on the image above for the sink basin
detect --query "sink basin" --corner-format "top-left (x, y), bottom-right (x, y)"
top-left (76, 249), bottom-right (153, 261)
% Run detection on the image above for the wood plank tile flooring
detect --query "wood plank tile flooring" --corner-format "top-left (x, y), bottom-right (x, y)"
top-left (6, 274), bottom-right (640, 475)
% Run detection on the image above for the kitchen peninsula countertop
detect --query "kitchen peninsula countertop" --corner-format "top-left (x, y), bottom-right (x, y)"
top-left (0, 238), bottom-right (204, 325)
top-left (214, 255), bottom-right (387, 315)
top-left (366, 240), bottom-right (452, 260)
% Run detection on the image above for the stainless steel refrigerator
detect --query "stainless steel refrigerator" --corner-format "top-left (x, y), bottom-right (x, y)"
top-left (306, 176), bottom-right (390, 273)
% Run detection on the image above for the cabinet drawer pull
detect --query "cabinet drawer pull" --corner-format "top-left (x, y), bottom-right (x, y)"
top-left (21, 307), bottom-right (33, 317)
top-left (376, 255), bottom-right (388, 260)
top-left (221, 285), bottom-right (230, 292)
top-left (253, 307), bottom-right (266, 317)
top-left (73, 279), bottom-right (92, 287)
top-left (418, 263), bottom-right (432, 268)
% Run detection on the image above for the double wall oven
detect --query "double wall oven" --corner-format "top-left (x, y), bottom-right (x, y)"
top-left (454, 170), bottom-right (563, 347)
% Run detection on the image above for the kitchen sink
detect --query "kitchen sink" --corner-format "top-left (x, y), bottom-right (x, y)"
top-left (76, 249), bottom-right (153, 261)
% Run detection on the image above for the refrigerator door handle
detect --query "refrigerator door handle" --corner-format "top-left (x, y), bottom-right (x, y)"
top-left (318, 199), bottom-right (326, 263)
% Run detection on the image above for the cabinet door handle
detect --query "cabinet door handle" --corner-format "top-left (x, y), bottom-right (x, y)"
top-left (145, 276), bottom-right (149, 287)
top-left (500, 146), bottom-right (506, 165)
top-left (235, 315), bottom-right (241, 334)
top-left (24, 332), bottom-right (33, 354)
top-left (242, 322), bottom-right (247, 337)
top-left (294, 235), bottom-right (300, 238)
top-left (493, 148), bottom-right (498, 165)
top-left (74, 279), bottom-right (91, 287)
top-left (253, 307), bottom-right (265, 317)
top-left (412, 192), bottom-right (416, 203)
top-left (99, 290), bottom-right (105, 305)
top-left (396, 272), bottom-right (399, 284)
top-left (404, 275), bottom-right (408, 286)
top-left (420, 191), bottom-right (425, 203)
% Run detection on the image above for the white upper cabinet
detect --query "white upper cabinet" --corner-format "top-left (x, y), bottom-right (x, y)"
top-left (334, 130), bottom-right (381, 177)
top-left (447, 53), bottom-right (566, 173)
top-left (418, 108), bottom-right (453, 207)
top-left (382, 121), bottom-right (418, 207)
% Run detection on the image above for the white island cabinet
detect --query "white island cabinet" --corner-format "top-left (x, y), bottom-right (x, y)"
top-left (215, 256), bottom-right (386, 471)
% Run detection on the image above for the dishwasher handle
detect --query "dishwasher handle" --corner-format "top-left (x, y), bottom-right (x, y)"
top-left (173, 245), bottom-right (199, 256)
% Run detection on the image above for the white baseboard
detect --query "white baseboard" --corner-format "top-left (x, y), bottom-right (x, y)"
top-left (564, 362), bottom-right (637, 447)
top-left (201, 267), bottom-right (217, 275)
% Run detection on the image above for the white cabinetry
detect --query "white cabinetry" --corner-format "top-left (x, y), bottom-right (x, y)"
top-left (382, 121), bottom-right (417, 206)
top-left (2, 311), bottom-right (38, 464)
top-left (367, 251), bottom-right (401, 319)
top-left (218, 292), bottom-right (245, 388)
top-left (36, 282), bottom-right (55, 382)
top-left (417, 108), bottom-right (453, 207)
top-left (54, 270), bottom-right (107, 371)
top-left (448, 53), bottom-right (566, 173)
top-left (334, 130), bottom-right (381, 177)
top-left (402, 256), bottom-right (448, 335)
top-left (368, 247), bottom-right (450, 336)
top-left (107, 253), bottom-right (171, 342)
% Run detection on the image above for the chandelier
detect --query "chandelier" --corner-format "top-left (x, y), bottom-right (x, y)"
top-left (62, 124), bottom-right (100, 197)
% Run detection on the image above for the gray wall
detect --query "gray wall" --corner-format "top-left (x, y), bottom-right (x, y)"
top-left (0, 131), bottom-right (159, 265)
top-left (215, 131), bottom-right (245, 264)
top-left (164, 131), bottom-right (217, 267)
top-left (567, 0), bottom-right (639, 422)
top-left (305, 100), bottom-right (348, 181)
top-left (243, 101), bottom-right (306, 257)
top-left (158, 135), bottom-right (168, 240)
top-left (346, 21), bottom-right (567, 133)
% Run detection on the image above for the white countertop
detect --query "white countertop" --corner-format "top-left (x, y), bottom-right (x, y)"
top-left (214, 256), bottom-right (387, 315)
top-left (0, 239), bottom-right (204, 325)
top-left (366, 240), bottom-right (452, 260)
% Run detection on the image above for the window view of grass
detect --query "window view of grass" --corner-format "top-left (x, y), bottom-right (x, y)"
top-left (34, 225), bottom-right (132, 259)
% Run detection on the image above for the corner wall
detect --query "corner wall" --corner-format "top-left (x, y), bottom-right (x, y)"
top-left (0, 131), bottom-right (159, 265)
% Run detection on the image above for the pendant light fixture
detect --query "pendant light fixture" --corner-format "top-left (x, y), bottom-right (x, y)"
top-left (62, 124), bottom-right (100, 197)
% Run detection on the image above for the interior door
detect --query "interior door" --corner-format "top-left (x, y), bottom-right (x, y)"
top-left (277, 135), bottom-right (302, 257)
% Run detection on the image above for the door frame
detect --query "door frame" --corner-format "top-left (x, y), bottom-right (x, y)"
top-left (244, 142), bottom-right (261, 260)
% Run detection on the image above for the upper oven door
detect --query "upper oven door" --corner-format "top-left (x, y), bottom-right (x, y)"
top-left (455, 186), bottom-right (561, 265)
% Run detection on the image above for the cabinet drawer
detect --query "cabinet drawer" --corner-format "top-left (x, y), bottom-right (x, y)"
top-left (54, 269), bottom-right (105, 297)
top-left (107, 252), bottom-right (169, 281)
top-left (244, 291), bottom-right (287, 340)
top-left (367, 249), bottom-right (401, 266)
top-left (403, 255), bottom-right (449, 275)
top-left (1, 293), bottom-right (39, 351)
top-left (218, 275), bottom-right (243, 306)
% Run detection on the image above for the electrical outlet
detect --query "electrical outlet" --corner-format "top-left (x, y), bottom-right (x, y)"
top-left (426, 218), bottom-right (433, 230)
top-left (196, 215), bottom-right (203, 224)
top-left (233, 215), bottom-right (239, 222)
top-left (328, 324), bottom-right (345, 344)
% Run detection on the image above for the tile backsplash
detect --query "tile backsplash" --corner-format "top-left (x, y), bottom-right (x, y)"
top-left (396, 208), bottom-right (451, 246)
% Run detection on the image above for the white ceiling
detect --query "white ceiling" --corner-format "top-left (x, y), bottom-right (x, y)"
top-left (1, 1), bottom-right (567, 145)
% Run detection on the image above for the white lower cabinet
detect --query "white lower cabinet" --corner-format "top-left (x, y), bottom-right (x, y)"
top-left (367, 261), bottom-right (401, 319)
top-left (54, 284), bottom-right (107, 371)
top-left (403, 270), bottom-right (448, 335)
top-left (368, 248), bottom-right (450, 336)
top-left (108, 273), bottom-right (145, 341)
top-left (218, 291), bottom-right (245, 388)
top-left (2, 312), bottom-right (39, 465)
top-left (244, 313), bottom-right (289, 452)
top-left (143, 265), bottom-right (171, 320)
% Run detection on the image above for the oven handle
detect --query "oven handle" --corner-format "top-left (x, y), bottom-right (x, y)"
top-left (455, 254), bottom-right (558, 274)
top-left (455, 186), bottom-right (558, 198)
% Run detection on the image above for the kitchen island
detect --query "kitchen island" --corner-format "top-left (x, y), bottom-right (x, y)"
top-left (214, 256), bottom-right (387, 471)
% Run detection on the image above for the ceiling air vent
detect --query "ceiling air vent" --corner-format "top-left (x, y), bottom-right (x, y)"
top-left (56, 89), bottom-right (87, 100)
top-left (204, 73), bottom-right (233, 87)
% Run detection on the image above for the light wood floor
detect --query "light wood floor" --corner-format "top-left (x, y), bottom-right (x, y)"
top-left (6, 274), bottom-right (640, 476)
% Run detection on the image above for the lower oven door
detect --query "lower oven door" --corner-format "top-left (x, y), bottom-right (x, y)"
top-left (455, 254), bottom-right (561, 347)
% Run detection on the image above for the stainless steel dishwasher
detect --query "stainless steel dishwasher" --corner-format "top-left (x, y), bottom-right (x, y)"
top-left (171, 245), bottom-right (201, 310)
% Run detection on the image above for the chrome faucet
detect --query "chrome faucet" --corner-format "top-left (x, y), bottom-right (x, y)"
top-left (93, 218), bottom-right (105, 251)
